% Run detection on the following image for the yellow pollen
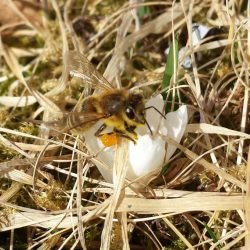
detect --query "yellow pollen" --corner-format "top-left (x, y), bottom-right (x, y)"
top-left (99, 133), bottom-right (118, 147)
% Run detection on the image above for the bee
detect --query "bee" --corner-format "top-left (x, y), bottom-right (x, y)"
top-left (47, 51), bottom-right (154, 143)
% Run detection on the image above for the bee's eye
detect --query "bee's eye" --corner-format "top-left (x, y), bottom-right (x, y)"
top-left (125, 107), bottom-right (135, 119)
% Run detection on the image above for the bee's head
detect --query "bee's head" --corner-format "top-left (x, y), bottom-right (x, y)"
top-left (125, 93), bottom-right (145, 125)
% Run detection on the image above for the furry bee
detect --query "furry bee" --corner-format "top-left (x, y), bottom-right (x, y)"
top-left (49, 51), bottom-right (150, 143)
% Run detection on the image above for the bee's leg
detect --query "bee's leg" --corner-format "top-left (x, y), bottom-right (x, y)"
top-left (94, 123), bottom-right (107, 137)
top-left (113, 128), bottom-right (136, 144)
top-left (123, 123), bottom-right (138, 143)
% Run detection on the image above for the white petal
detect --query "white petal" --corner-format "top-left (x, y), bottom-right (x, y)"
top-left (180, 23), bottom-right (210, 69)
top-left (95, 148), bottom-right (114, 183)
top-left (179, 47), bottom-right (192, 69)
top-left (83, 122), bottom-right (114, 182)
top-left (127, 105), bottom-right (188, 183)
top-left (127, 135), bottom-right (165, 178)
top-left (192, 23), bottom-right (210, 45)
top-left (164, 105), bottom-right (188, 161)
top-left (138, 94), bottom-right (165, 135)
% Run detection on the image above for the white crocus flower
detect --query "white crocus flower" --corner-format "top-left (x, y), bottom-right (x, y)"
top-left (83, 95), bottom-right (188, 185)
top-left (165, 23), bottom-right (210, 69)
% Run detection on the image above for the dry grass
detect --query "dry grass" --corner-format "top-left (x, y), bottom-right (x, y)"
top-left (0, 0), bottom-right (249, 249)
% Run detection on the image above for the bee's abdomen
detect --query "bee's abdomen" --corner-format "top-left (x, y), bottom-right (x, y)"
top-left (65, 97), bottom-right (101, 132)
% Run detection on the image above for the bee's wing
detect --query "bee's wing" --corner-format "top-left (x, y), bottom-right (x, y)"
top-left (38, 112), bottom-right (107, 132)
top-left (65, 51), bottom-right (114, 90)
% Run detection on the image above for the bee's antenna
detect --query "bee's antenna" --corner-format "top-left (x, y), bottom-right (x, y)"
top-left (144, 117), bottom-right (153, 135)
top-left (144, 106), bottom-right (166, 119)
